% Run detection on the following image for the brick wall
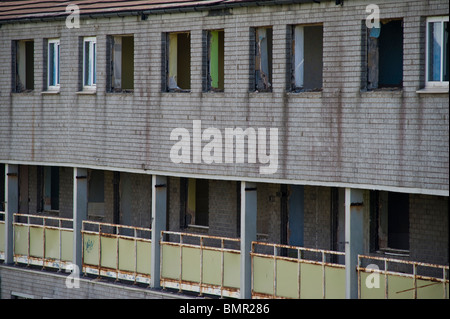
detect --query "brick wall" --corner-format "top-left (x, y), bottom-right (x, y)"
top-left (0, 0), bottom-right (447, 194)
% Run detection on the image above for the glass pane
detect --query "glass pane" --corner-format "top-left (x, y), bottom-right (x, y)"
top-left (93, 43), bottom-right (96, 84)
top-left (48, 43), bottom-right (55, 86)
top-left (84, 41), bottom-right (91, 86)
top-left (444, 22), bottom-right (449, 82)
top-left (427, 21), bottom-right (442, 82)
top-left (56, 44), bottom-right (60, 85)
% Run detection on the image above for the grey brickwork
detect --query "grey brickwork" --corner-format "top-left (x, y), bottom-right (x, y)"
top-left (0, 0), bottom-right (447, 194)
top-left (0, 265), bottom-right (184, 299)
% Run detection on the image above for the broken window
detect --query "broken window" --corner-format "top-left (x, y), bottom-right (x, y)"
top-left (83, 37), bottom-right (97, 88)
top-left (371, 191), bottom-right (409, 253)
top-left (13, 40), bottom-right (34, 92)
top-left (88, 170), bottom-right (105, 218)
top-left (205, 30), bottom-right (224, 92)
top-left (180, 178), bottom-right (209, 227)
top-left (367, 19), bottom-right (403, 90)
top-left (47, 39), bottom-right (60, 90)
top-left (426, 16), bottom-right (449, 87)
top-left (166, 32), bottom-right (191, 92)
top-left (291, 25), bottom-right (323, 92)
top-left (109, 35), bottom-right (134, 92)
top-left (254, 27), bottom-right (273, 92)
top-left (43, 166), bottom-right (59, 212)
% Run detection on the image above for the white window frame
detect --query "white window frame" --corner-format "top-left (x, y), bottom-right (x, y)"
top-left (425, 16), bottom-right (449, 89)
top-left (47, 38), bottom-right (60, 90)
top-left (83, 36), bottom-right (97, 90)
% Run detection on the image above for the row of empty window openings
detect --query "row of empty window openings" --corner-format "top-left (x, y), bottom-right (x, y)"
top-left (12, 18), bottom-right (448, 93)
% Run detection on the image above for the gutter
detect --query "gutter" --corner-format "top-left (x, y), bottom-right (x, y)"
top-left (0, 0), bottom-right (334, 25)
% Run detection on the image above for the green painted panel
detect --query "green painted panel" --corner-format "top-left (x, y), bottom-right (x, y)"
top-left (360, 271), bottom-right (386, 299)
top-left (83, 233), bottom-right (99, 266)
top-left (253, 256), bottom-right (274, 295)
top-left (0, 223), bottom-right (5, 253)
top-left (44, 228), bottom-right (60, 259)
top-left (202, 249), bottom-right (221, 286)
top-left (29, 227), bottom-right (44, 258)
top-left (300, 263), bottom-right (322, 299)
top-left (416, 279), bottom-right (446, 299)
top-left (209, 30), bottom-right (219, 88)
top-left (119, 238), bottom-right (135, 272)
top-left (136, 241), bottom-right (151, 275)
top-left (182, 246), bottom-right (201, 283)
top-left (276, 259), bottom-right (299, 298)
top-left (161, 244), bottom-right (180, 279)
top-left (101, 236), bottom-right (117, 269)
top-left (387, 275), bottom-right (414, 299)
top-left (61, 230), bottom-right (73, 262)
top-left (325, 266), bottom-right (346, 299)
top-left (223, 251), bottom-right (240, 289)
top-left (14, 225), bottom-right (28, 256)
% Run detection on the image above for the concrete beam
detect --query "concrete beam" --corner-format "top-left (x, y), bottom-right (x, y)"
top-left (73, 167), bottom-right (88, 271)
top-left (4, 164), bottom-right (19, 264)
top-left (151, 175), bottom-right (167, 288)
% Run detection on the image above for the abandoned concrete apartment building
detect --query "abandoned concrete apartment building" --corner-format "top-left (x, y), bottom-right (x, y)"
top-left (0, 0), bottom-right (448, 299)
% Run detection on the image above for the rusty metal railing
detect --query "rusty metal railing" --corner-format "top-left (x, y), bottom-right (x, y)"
top-left (251, 241), bottom-right (346, 299)
top-left (160, 230), bottom-right (241, 298)
top-left (358, 255), bottom-right (449, 299)
top-left (81, 220), bottom-right (152, 284)
top-left (12, 213), bottom-right (73, 270)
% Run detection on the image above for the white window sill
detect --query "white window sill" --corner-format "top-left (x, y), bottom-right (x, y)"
top-left (416, 87), bottom-right (449, 94)
top-left (41, 89), bottom-right (60, 95)
top-left (77, 89), bottom-right (97, 95)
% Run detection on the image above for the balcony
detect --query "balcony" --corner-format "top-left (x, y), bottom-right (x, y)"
top-left (0, 212), bottom-right (448, 299)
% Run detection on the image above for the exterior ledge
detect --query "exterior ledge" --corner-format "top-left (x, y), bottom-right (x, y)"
top-left (76, 89), bottom-right (97, 95)
top-left (41, 90), bottom-right (60, 95)
top-left (416, 87), bottom-right (449, 94)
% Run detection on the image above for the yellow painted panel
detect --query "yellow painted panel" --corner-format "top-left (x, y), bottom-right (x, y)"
top-left (14, 225), bottom-right (28, 256)
top-left (223, 251), bottom-right (240, 289)
top-left (387, 275), bottom-right (414, 299)
top-left (101, 236), bottom-right (117, 269)
top-left (276, 259), bottom-right (299, 298)
top-left (61, 230), bottom-right (73, 262)
top-left (202, 248), bottom-right (221, 286)
top-left (300, 263), bottom-right (322, 299)
top-left (360, 271), bottom-right (386, 299)
top-left (119, 238), bottom-right (135, 272)
top-left (253, 256), bottom-right (274, 295)
top-left (0, 223), bottom-right (5, 253)
top-left (161, 244), bottom-right (180, 280)
top-left (416, 279), bottom-right (447, 299)
top-left (136, 240), bottom-right (151, 275)
top-left (182, 246), bottom-right (200, 283)
top-left (29, 227), bottom-right (44, 258)
top-left (324, 266), bottom-right (346, 299)
top-left (44, 228), bottom-right (60, 260)
top-left (83, 233), bottom-right (99, 266)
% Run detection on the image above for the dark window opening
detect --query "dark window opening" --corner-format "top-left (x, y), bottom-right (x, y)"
top-left (367, 19), bottom-right (403, 90)
top-left (14, 40), bottom-right (34, 92)
top-left (205, 30), bottom-right (225, 92)
top-left (88, 170), bottom-right (105, 219)
top-left (43, 166), bottom-right (59, 211)
top-left (109, 35), bottom-right (134, 92)
top-left (291, 25), bottom-right (323, 92)
top-left (166, 32), bottom-right (191, 92)
top-left (181, 178), bottom-right (209, 227)
top-left (254, 27), bottom-right (273, 92)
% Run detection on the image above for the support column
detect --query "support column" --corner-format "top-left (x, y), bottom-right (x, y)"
top-left (151, 175), bottom-right (167, 288)
top-left (73, 167), bottom-right (88, 271)
top-left (240, 181), bottom-right (257, 299)
top-left (4, 164), bottom-right (19, 264)
top-left (345, 188), bottom-right (364, 299)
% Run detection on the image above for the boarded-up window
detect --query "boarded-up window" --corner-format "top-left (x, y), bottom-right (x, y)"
top-left (292, 25), bottom-right (323, 92)
top-left (367, 20), bottom-right (403, 89)
top-left (109, 35), bottom-right (134, 92)
top-left (205, 30), bottom-right (224, 91)
top-left (14, 40), bottom-right (34, 92)
top-left (254, 27), bottom-right (273, 92)
top-left (166, 32), bottom-right (191, 92)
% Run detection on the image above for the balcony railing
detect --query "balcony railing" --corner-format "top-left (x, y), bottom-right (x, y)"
top-left (160, 230), bottom-right (241, 298)
top-left (251, 241), bottom-right (346, 299)
top-left (81, 220), bottom-right (152, 284)
top-left (12, 213), bottom-right (73, 269)
top-left (358, 255), bottom-right (449, 299)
